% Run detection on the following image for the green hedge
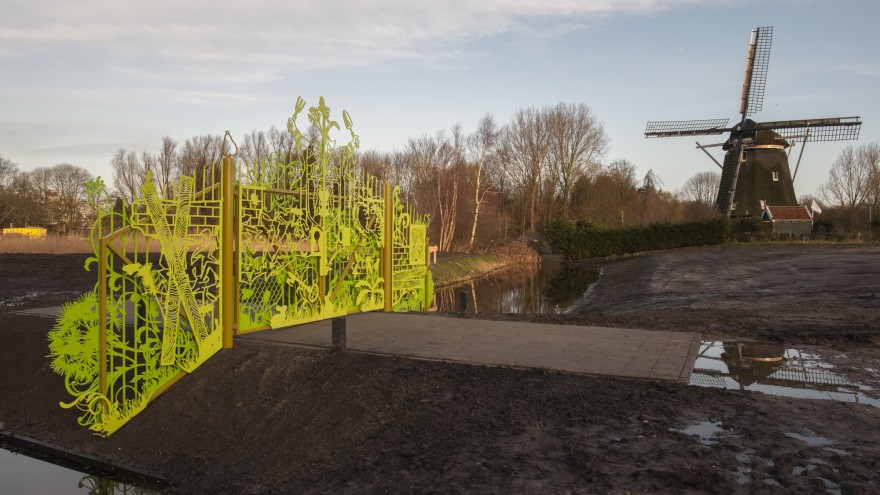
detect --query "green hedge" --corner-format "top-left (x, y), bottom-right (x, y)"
top-left (545, 217), bottom-right (729, 260)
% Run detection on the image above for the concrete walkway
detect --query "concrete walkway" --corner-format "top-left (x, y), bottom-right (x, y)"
top-left (240, 312), bottom-right (701, 382)
top-left (17, 306), bottom-right (700, 381)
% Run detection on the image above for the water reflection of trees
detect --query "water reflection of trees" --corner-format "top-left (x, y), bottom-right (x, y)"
top-left (544, 265), bottom-right (599, 310)
top-left (434, 258), bottom-right (598, 315)
top-left (78, 475), bottom-right (155, 494)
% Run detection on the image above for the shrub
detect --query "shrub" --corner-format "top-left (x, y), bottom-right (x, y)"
top-left (546, 217), bottom-right (729, 260)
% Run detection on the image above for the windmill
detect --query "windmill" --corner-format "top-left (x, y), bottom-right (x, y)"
top-left (645, 26), bottom-right (861, 217)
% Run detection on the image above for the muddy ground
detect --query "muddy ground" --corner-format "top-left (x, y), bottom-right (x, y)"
top-left (1, 245), bottom-right (879, 494)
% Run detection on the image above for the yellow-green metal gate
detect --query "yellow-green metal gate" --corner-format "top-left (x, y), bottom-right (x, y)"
top-left (47, 98), bottom-right (432, 436)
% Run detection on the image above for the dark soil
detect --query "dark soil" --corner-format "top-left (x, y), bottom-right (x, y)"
top-left (1, 246), bottom-right (880, 494)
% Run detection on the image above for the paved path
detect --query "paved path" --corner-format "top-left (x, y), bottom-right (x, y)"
top-left (17, 307), bottom-right (700, 381)
top-left (239, 312), bottom-right (701, 382)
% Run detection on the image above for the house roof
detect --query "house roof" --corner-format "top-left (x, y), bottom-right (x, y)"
top-left (765, 205), bottom-right (811, 220)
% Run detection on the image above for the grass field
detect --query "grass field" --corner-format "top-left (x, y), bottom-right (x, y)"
top-left (0, 233), bottom-right (93, 254)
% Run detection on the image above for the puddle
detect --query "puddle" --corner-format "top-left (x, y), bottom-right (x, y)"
top-left (818, 477), bottom-right (842, 494)
top-left (791, 457), bottom-right (827, 476)
top-left (669, 420), bottom-right (726, 446)
top-left (732, 449), bottom-right (754, 484)
top-left (785, 430), bottom-right (852, 458)
top-left (785, 431), bottom-right (833, 447)
top-left (689, 341), bottom-right (880, 407)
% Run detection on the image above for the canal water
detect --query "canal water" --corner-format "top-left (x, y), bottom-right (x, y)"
top-left (433, 256), bottom-right (599, 315)
top-left (0, 446), bottom-right (157, 494)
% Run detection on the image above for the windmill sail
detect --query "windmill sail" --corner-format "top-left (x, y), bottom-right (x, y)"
top-left (758, 117), bottom-right (862, 142)
top-left (645, 118), bottom-right (730, 138)
top-left (739, 26), bottom-right (773, 119)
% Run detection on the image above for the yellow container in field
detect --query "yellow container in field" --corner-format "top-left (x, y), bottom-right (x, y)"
top-left (2, 227), bottom-right (47, 239)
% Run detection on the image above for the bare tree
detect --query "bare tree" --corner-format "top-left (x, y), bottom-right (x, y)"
top-left (546, 102), bottom-right (608, 216)
top-left (48, 163), bottom-right (93, 233)
top-left (434, 126), bottom-right (464, 251)
top-left (267, 125), bottom-right (295, 164)
top-left (403, 134), bottom-right (442, 215)
top-left (178, 134), bottom-right (223, 189)
top-left (859, 142), bottom-right (880, 213)
top-left (154, 136), bottom-right (178, 199)
top-left (466, 114), bottom-right (499, 250)
top-left (400, 127), bottom-right (463, 251)
top-left (141, 149), bottom-right (157, 195)
top-left (7, 172), bottom-right (46, 227)
top-left (356, 150), bottom-right (391, 182)
top-left (111, 149), bottom-right (144, 205)
top-left (639, 169), bottom-right (663, 223)
top-left (0, 155), bottom-right (20, 227)
top-left (605, 159), bottom-right (637, 227)
top-left (680, 171), bottom-right (720, 207)
top-left (240, 129), bottom-right (270, 181)
top-left (0, 155), bottom-right (16, 186)
top-left (502, 107), bottom-right (550, 233)
top-left (821, 145), bottom-right (871, 208)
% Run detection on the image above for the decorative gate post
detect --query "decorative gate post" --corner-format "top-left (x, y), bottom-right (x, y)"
top-left (383, 182), bottom-right (393, 312)
top-left (221, 143), bottom-right (235, 348)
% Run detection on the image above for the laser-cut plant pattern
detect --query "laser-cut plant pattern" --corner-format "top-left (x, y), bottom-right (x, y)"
top-left (49, 98), bottom-right (431, 436)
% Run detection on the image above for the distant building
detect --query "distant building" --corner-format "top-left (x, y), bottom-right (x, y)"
top-left (762, 205), bottom-right (812, 236)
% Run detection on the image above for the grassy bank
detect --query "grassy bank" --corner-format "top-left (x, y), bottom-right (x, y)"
top-left (430, 253), bottom-right (512, 288)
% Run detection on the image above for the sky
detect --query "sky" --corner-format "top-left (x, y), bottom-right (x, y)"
top-left (1, 0), bottom-right (878, 198)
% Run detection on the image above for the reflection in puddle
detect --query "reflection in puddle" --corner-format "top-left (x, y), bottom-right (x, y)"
top-left (689, 341), bottom-right (880, 407)
top-left (433, 256), bottom-right (599, 315)
top-left (669, 420), bottom-right (726, 446)
top-left (0, 446), bottom-right (158, 494)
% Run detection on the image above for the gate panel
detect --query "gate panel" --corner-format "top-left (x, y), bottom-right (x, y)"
top-left (390, 186), bottom-right (433, 312)
top-left (236, 99), bottom-right (389, 332)
top-left (48, 170), bottom-right (225, 436)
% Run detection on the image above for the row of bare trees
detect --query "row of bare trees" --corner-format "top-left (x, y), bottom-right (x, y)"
top-left (807, 142), bottom-right (880, 234)
top-left (0, 157), bottom-right (93, 233)
top-left (4, 100), bottom-right (774, 243)
top-left (358, 103), bottom-right (719, 250)
top-left (819, 143), bottom-right (880, 210)
top-left (110, 135), bottom-right (227, 203)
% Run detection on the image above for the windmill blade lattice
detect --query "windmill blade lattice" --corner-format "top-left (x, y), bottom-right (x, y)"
top-left (741, 26), bottom-right (773, 118)
top-left (766, 117), bottom-right (862, 143)
top-left (645, 118), bottom-right (730, 138)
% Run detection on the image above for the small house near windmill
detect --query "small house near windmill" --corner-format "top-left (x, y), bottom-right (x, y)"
top-left (762, 204), bottom-right (811, 236)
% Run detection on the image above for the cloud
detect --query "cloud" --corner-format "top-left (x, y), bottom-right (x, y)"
top-left (0, 0), bottom-right (708, 171)
top-left (1, 1), bottom-right (699, 71)
top-left (837, 63), bottom-right (880, 78)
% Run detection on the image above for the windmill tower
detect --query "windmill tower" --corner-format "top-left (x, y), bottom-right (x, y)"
top-left (645, 26), bottom-right (861, 218)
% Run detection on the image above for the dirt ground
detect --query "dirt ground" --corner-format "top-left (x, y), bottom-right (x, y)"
top-left (1, 245), bottom-right (879, 494)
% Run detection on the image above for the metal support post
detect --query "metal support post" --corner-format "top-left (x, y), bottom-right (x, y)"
top-left (332, 317), bottom-right (346, 351)
top-left (424, 243), bottom-right (431, 311)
